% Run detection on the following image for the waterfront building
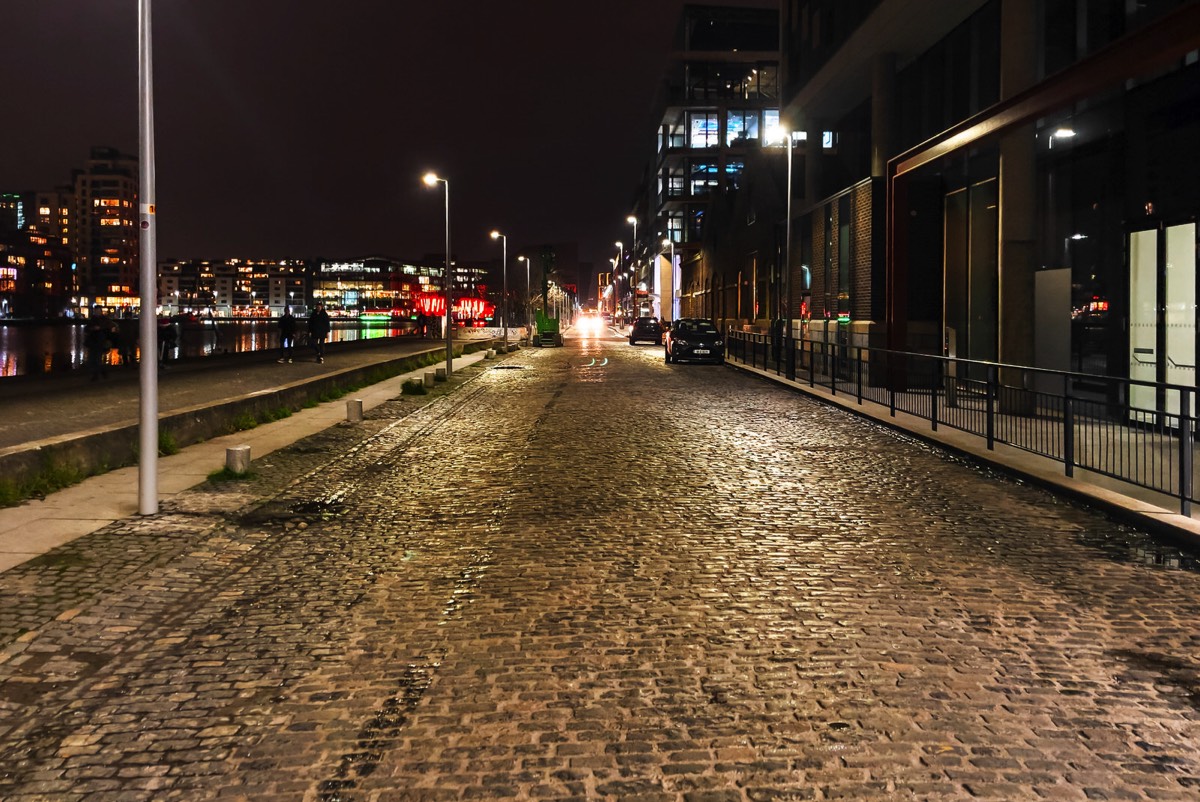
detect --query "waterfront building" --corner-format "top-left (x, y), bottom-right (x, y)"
top-left (73, 147), bottom-right (139, 309)
top-left (32, 187), bottom-right (77, 255)
top-left (0, 228), bottom-right (75, 319)
top-left (159, 258), bottom-right (308, 318)
top-left (313, 256), bottom-right (414, 317)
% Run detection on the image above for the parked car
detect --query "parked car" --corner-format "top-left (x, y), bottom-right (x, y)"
top-left (629, 316), bottom-right (664, 345)
top-left (664, 318), bottom-right (725, 364)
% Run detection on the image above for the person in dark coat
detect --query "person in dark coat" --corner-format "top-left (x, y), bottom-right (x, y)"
top-left (277, 307), bottom-right (297, 363)
top-left (117, 311), bottom-right (139, 366)
top-left (84, 306), bottom-right (115, 381)
top-left (158, 316), bottom-right (179, 368)
top-left (308, 302), bottom-right (331, 363)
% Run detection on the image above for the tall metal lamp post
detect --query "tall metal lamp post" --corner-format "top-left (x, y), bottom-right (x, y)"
top-left (422, 172), bottom-right (454, 376)
top-left (490, 230), bottom-right (508, 351)
top-left (137, 0), bottom-right (159, 515)
top-left (519, 254), bottom-right (533, 335)
top-left (661, 237), bottom-right (676, 322)
top-left (626, 215), bottom-right (638, 322)
top-left (775, 128), bottom-right (796, 377)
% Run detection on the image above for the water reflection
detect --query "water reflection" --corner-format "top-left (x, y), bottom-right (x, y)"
top-left (0, 319), bottom-right (417, 378)
top-left (1076, 525), bottom-right (1200, 573)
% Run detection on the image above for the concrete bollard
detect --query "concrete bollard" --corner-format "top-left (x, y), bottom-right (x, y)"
top-left (226, 445), bottom-right (251, 475)
top-left (485, 349), bottom-right (495, 359)
top-left (435, 367), bottom-right (447, 382)
top-left (424, 371), bottom-right (435, 387)
top-left (346, 398), bottom-right (363, 423)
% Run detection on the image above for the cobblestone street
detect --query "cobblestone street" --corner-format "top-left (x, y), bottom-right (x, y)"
top-left (2, 331), bottom-right (1200, 801)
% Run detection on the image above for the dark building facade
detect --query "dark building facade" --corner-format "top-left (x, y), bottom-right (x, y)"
top-left (775, 0), bottom-right (1200, 413)
top-left (631, 4), bottom-right (783, 325)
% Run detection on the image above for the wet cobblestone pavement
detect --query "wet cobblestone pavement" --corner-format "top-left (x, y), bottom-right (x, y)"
top-left (2, 331), bottom-right (1200, 801)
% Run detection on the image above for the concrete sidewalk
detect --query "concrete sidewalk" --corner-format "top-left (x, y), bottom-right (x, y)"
top-left (0, 346), bottom-right (497, 573)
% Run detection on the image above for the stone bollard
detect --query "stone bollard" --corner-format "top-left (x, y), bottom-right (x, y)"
top-left (225, 445), bottom-right (251, 475)
top-left (485, 349), bottom-right (495, 359)
top-left (435, 367), bottom-right (447, 382)
top-left (424, 371), bottom-right (435, 387)
top-left (346, 399), bottom-right (363, 423)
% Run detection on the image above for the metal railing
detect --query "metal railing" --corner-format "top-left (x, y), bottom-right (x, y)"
top-left (727, 331), bottom-right (1198, 516)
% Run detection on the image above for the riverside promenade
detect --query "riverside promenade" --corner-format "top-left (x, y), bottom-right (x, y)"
top-left (0, 331), bottom-right (506, 572)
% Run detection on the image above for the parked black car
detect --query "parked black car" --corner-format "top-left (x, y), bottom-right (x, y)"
top-left (628, 316), bottom-right (664, 345)
top-left (664, 318), bottom-right (725, 364)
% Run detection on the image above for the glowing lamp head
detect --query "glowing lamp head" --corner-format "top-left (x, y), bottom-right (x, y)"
top-left (490, 230), bottom-right (502, 240)
top-left (626, 215), bottom-right (636, 225)
top-left (422, 172), bottom-right (440, 187)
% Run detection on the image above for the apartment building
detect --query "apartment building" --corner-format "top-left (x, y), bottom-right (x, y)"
top-left (631, 4), bottom-right (782, 324)
top-left (73, 146), bottom-right (139, 307)
top-left (159, 258), bottom-right (307, 317)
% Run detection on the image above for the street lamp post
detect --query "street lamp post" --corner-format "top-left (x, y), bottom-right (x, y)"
top-left (422, 172), bottom-right (454, 376)
top-left (661, 238), bottom-right (675, 322)
top-left (137, 0), bottom-right (159, 515)
top-left (626, 216), bottom-right (638, 321)
top-left (490, 230), bottom-right (508, 352)
top-left (778, 129), bottom-right (796, 378)
top-left (519, 254), bottom-right (533, 336)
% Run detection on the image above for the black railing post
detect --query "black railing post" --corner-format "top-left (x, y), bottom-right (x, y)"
top-left (856, 346), bottom-right (863, 404)
top-left (985, 364), bottom-right (996, 450)
top-left (1180, 388), bottom-right (1192, 516)
top-left (811, 338), bottom-right (820, 388)
top-left (889, 352), bottom-right (896, 417)
top-left (932, 358), bottom-right (940, 432)
top-left (832, 342), bottom-right (840, 397)
top-left (787, 337), bottom-right (796, 381)
top-left (1063, 373), bottom-right (1075, 478)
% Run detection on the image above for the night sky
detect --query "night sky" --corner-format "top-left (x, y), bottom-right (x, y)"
top-left (2, 0), bottom-right (775, 289)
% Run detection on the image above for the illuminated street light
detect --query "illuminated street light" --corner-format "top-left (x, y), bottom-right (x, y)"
top-left (422, 171), bottom-right (454, 376)
top-left (626, 215), bottom-right (638, 319)
top-left (770, 127), bottom-right (797, 375)
top-left (519, 254), bottom-right (534, 335)
top-left (490, 230), bottom-right (508, 352)
top-left (661, 237), bottom-right (676, 322)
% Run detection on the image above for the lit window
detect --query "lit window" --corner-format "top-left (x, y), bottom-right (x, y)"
top-left (38, 206), bottom-right (51, 216)
top-left (688, 112), bottom-right (719, 148)
top-left (726, 111), bottom-right (760, 143)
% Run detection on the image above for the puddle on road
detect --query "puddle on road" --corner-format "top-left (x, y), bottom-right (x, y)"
top-left (1075, 526), bottom-right (1200, 573)
top-left (289, 498), bottom-right (348, 519)
top-left (1108, 648), bottom-right (1200, 713)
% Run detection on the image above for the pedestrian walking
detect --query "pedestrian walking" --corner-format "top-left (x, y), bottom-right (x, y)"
top-left (158, 316), bottom-right (179, 369)
top-left (277, 307), bottom-right (297, 363)
top-left (84, 306), bottom-right (115, 381)
top-left (117, 311), bottom-right (139, 366)
top-left (308, 301), bottom-right (331, 363)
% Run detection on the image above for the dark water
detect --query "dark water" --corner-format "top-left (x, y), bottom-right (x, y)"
top-left (0, 319), bottom-right (418, 378)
